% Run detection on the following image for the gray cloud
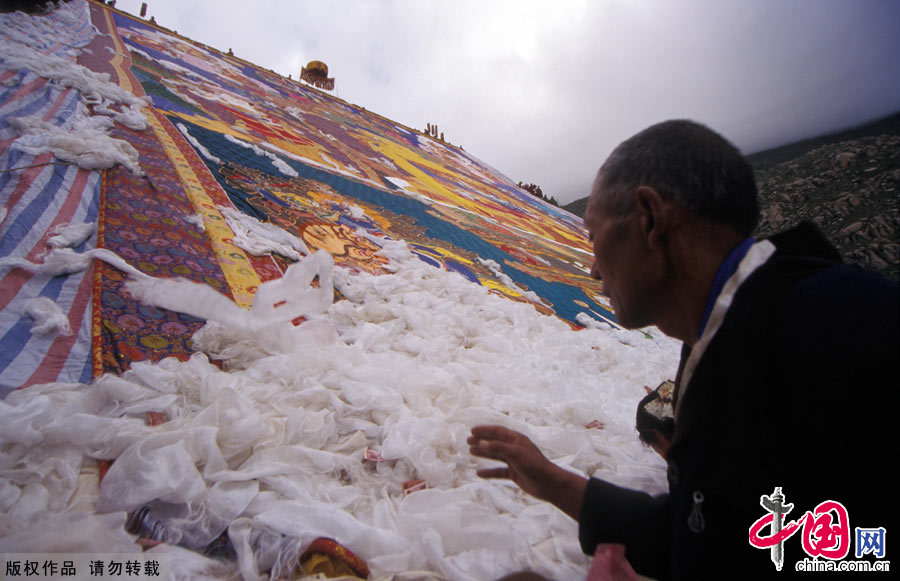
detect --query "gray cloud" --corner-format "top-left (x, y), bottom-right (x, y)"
top-left (116, 0), bottom-right (900, 204)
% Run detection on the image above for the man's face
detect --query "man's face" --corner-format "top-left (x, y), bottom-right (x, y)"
top-left (583, 191), bottom-right (658, 329)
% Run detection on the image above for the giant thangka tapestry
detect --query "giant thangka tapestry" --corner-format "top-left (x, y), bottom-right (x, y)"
top-left (0, 1), bottom-right (678, 579)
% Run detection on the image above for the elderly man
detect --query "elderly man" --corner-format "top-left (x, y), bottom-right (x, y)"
top-left (469, 120), bottom-right (897, 579)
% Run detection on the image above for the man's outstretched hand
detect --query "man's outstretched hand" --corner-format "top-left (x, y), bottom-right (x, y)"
top-left (468, 425), bottom-right (587, 521)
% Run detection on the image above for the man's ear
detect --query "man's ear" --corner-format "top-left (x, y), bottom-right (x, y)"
top-left (634, 186), bottom-right (671, 250)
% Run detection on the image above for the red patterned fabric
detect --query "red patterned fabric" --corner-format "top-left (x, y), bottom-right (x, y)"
top-left (300, 537), bottom-right (371, 579)
top-left (95, 125), bottom-right (228, 374)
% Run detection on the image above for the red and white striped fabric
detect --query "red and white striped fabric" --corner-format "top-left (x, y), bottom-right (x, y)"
top-left (0, 0), bottom-right (101, 395)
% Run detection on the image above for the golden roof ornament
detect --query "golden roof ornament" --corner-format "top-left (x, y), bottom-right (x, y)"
top-left (300, 60), bottom-right (335, 91)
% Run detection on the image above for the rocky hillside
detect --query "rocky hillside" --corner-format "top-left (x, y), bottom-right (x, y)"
top-left (562, 195), bottom-right (588, 220)
top-left (754, 134), bottom-right (899, 279)
top-left (563, 114), bottom-right (900, 280)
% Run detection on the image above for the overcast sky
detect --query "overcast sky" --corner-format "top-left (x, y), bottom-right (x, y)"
top-left (111, 0), bottom-right (900, 204)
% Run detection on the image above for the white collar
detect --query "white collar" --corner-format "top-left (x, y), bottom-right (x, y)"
top-left (674, 240), bottom-right (777, 421)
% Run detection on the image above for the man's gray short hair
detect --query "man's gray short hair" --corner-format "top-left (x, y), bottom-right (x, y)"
top-left (594, 120), bottom-right (760, 236)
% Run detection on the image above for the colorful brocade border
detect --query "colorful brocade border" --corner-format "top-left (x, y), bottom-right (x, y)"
top-left (144, 108), bottom-right (263, 307)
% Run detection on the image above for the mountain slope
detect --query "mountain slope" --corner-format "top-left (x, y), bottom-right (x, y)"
top-left (563, 113), bottom-right (900, 280)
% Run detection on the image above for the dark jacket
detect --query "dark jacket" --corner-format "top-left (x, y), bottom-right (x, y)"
top-left (579, 223), bottom-right (898, 580)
